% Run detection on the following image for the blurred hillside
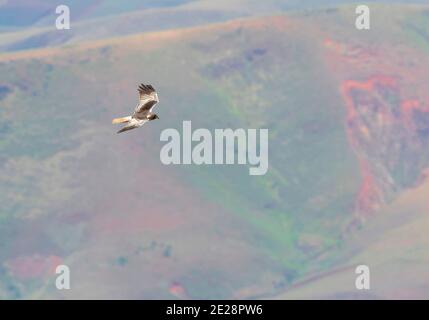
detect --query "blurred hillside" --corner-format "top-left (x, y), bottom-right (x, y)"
top-left (1, 1), bottom-right (429, 299)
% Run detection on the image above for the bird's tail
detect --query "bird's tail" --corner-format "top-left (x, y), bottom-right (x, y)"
top-left (112, 116), bottom-right (132, 124)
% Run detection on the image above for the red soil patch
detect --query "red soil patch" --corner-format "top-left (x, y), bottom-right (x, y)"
top-left (169, 281), bottom-right (188, 299)
top-left (5, 254), bottom-right (62, 280)
top-left (340, 74), bottom-right (429, 216)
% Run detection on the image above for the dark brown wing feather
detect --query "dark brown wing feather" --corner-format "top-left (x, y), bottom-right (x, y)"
top-left (138, 84), bottom-right (155, 98)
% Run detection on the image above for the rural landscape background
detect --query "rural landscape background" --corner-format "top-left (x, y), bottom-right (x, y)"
top-left (1, 0), bottom-right (429, 299)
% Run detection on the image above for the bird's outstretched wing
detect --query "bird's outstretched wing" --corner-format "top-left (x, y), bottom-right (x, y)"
top-left (133, 84), bottom-right (159, 119)
top-left (117, 124), bottom-right (139, 134)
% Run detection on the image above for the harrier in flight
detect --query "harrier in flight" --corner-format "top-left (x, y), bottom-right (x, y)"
top-left (112, 84), bottom-right (159, 134)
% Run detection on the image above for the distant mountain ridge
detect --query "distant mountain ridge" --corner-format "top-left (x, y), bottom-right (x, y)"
top-left (0, 0), bottom-right (427, 51)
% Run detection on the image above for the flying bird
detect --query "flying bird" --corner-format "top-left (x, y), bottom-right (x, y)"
top-left (112, 84), bottom-right (160, 134)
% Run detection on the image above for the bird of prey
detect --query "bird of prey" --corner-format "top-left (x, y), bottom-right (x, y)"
top-left (112, 84), bottom-right (159, 134)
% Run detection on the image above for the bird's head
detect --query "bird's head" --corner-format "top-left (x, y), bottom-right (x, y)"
top-left (148, 113), bottom-right (159, 121)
